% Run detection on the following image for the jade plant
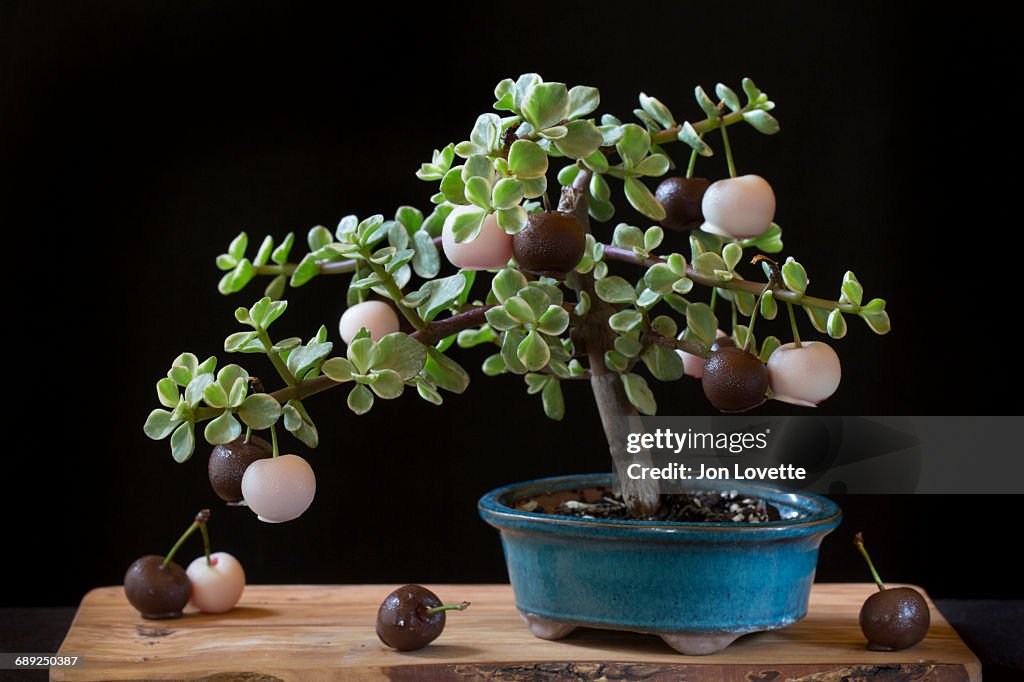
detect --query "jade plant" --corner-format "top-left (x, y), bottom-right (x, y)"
top-left (144, 74), bottom-right (891, 518)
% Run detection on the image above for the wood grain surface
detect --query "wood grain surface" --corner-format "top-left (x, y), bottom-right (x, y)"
top-left (52, 583), bottom-right (979, 681)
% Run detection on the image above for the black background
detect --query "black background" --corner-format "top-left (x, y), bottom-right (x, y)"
top-left (3, 2), bottom-right (1021, 608)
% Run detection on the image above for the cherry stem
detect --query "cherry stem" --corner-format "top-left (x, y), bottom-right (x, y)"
top-left (425, 601), bottom-right (471, 616)
top-left (720, 123), bottom-right (737, 178)
top-left (270, 423), bottom-right (280, 458)
top-left (785, 301), bottom-right (803, 348)
top-left (200, 518), bottom-right (212, 567)
top-left (743, 283), bottom-right (772, 353)
top-left (685, 139), bottom-right (700, 179)
top-left (163, 509), bottom-right (210, 569)
top-left (709, 287), bottom-right (718, 312)
top-left (854, 532), bottom-right (887, 591)
top-left (244, 426), bottom-right (252, 444)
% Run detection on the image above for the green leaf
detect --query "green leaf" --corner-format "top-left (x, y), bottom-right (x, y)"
top-left (505, 295), bottom-right (536, 324)
top-left (567, 85), bottom-right (600, 120)
top-left (722, 243), bottom-right (743, 270)
top-left (841, 271), bottom-right (864, 305)
top-left (282, 400), bottom-right (318, 447)
top-left (695, 86), bottom-right (719, 119)
top-left (238, 394), bottom-right (282, 429)
top-left (520, 176), bottom-right (548, 199)
top-left (287, 341), bottom-right (333, 378)
top-left (465, 176), bottom-right (493, 209)
top-left (734, 290), bottom-right (756, 316)
top-left (624, 177), bottom-right (666, 221)
top-left (424, 346), bottom-right (470, 393)
top-left (495, 205), bottom-right (527, 234)
top-left (781, 258), bottom-right (809, 294)
top-left (636, 287), bottom-right (660, 309)
top-left (156, 378), bottom-right (179, 408)
top-left (271, 232), bottom-right (295, 265)
top-left (228, 232), bottom-right (248, 260)
top-left (216, 254), bottom-right (237, 271)
top-left (416, 272), bottom-right (467, 321)
top-left (615, 124), bottom-right (650, 167)
top-left (541, 378), bottom-right (565, 420)
top-left (609, 309), bottom-right (642, 333)
top-left (144, 409), bottom-right (180, 440)
top-left (440, 166), bottom-right (469, 205)
top-left (693, 252), bottom-right (728, 279)
top-left (170, 422), bottom-right (195, 463)
top-left (265, 274), bottom-right (287, 301)
top-left (742, 77), bottom-right (762, 104)
top-left (492, 178), bottom-right (524, 210)
top-left (501, 329), bottom-right (527, 374)
top-left (595, 275), bottom-right (636, 304)
top-left (553, 120), bottom-right (604, 159)
top-left (740, 223), bottom-right (783, 253)
top-left (448, 206), bottom-right (487, 244)
top-left (228, 376), bottom-right (248, 408)
top-left (644, 263), bottom-right (679, 295)
top-left (583, 150), bottom-right (609, 174)
top-left (761, 289), bottom-right (778, 319)
top-left (521, 81), bottom-right (570, 130)
top-left (621, 373), bottom-right (656, 415)
top-left (743, 110), bottom-right (780, 135)
top-left (642, 344), bottom-right (684, 381)
top-left (517, 329), bottom-right (551, 371)
top-left (307, 225), bottom-right (332, 251)
top-left (859, 308), bottom-right (891, 335)
top-left (322, 357), bottom-right (355, 382)
top-left (635, 153), bottom-right (670, 177)
top-left (614, 334), bottom-right (643, 358)
top-left (375, 333), bottom-right (427, 380)
top-left (484, 306), bottom-right (518, 331)
top-left (827, 309), bottom-right (848, 339)
top-left (347, 337), bottom-right (376, 373)
top-left (216, 364), bottom-right (248, 394)
top-left (409, 230), bottom-right (440, 279)
top-left (677, 122), bottom-right (713, 157)
top-left (715, 83), bottom-right (741, 112)
top-left (558, 164), bottom-right (581, 186)
top-left (639, 92), bottom-right (675, 128)
top-left (470, 112), bottom-right (501, 151)
top-left (604, 350), bottom-right (628, 372)
top-left (203, 381), bottom-right (229, 409)
top-left (804, 305), bottom-right (830, 333)
top-left (590, 172), bottom-right (611, 201)
top-left (589, 195), bottom-right (614, 223)
top-left (537, 306), bottom-right (569, 336)
top-left (290, 254), bottom-right (319, 288)
top-left (218, 258), bottom-right (257, 295)
top-left (508, 139), bottom-right (548, 179)
top-left (415, 377), bottom-right (444, 405)
top-left (492, 268), bottom-right (528, 303)
top-left (612, 224), bottom-right (644, 250)
top-left (482, 353), bottom-right (506, 376)
top-left (368, 368), bottom-right (404, 399)
top-left (347, 384), bottom-right (374, 415)
top-left (686, 302), bottom-right (718, 345)
top-left (204, 410), bottom-right (241, 445)
top-left (184, 373), bottom-right (215, 408)
top-left (759, 335), bottom-right (781, 362)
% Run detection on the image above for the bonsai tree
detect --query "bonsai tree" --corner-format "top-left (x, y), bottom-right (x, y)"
top-left (143, 74), bottom-right (890, 519)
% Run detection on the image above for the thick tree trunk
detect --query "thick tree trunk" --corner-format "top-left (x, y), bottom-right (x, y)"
top-left (559, 172), bottom-right (660, 517)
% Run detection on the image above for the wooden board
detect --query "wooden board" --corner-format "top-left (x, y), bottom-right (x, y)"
top-left (53, 584), bottom-right (979, 681)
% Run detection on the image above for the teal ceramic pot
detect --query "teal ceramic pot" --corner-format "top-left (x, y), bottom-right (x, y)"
top-left (478, 473), bottom-right (841, 654)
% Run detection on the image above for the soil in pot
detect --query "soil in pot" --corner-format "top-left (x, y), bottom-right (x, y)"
top-left (513, 486), bottom-right (782, 523)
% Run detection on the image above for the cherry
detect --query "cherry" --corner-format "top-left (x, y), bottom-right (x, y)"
top-left (854, 533), bottom-right (930, 651)
top-left (241, 453), bottom-right (316, 523)
top-left (767, 341), bottom-right (842, 407)
top-left (124, 556), bottom-right (191, 620)
top-left (339, 300), bottom-right (400, 344)
top-left (187, 552), bottom-right (246, 614)
top-left (442, 210), bottom-right (513, 270)
top-left (701, 346), bottom-right (768, 412)
top-left (208, 435), bottom-right (271, 502)
top-left (376, 584), bottom-right (469, 651)
top-left (124, 510), bottom-right (211, 619)
top-left (679, 329), bottom-right (732, 379)
top-left (511, 210), bottom-right (586, 278)
top-left (700, 174), bottom-right (776, 239)
top-left (655, 177), bottom-right (710, 231)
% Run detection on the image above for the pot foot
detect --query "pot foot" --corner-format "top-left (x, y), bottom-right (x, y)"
top-left (659, 631), bottom-right (743, 655)
top-left (519, 611), bottom-right (576, 640)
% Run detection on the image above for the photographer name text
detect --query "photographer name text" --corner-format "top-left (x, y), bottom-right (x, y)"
top-left (626, 462), bottom-right (806, 481)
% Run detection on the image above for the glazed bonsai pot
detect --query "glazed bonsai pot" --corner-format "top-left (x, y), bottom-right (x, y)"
top-left (478, 473), bottom-right (841, 655)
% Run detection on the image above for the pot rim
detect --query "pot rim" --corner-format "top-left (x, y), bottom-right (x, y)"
top-left (479, 473), bottom-right (841, 536)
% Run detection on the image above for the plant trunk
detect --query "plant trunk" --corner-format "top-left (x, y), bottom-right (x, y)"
top-left (560, 172), bottom-right (661, 517)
